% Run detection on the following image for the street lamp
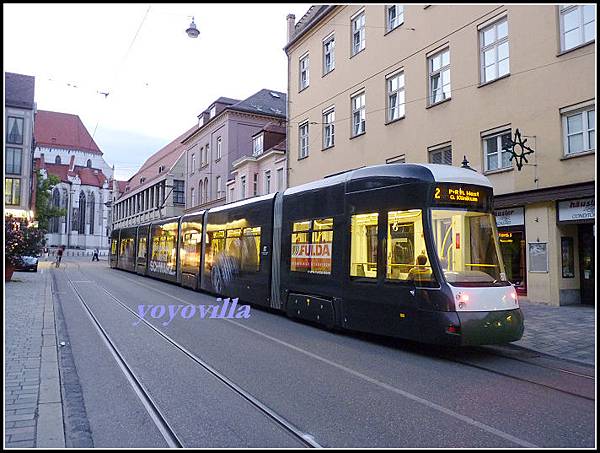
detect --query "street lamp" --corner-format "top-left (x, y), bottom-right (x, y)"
top-left (186, 16), bottom-right (200, 38)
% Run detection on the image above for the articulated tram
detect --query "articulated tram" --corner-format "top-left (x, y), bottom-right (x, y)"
top-left (110, 164), bottom-right (524, 346)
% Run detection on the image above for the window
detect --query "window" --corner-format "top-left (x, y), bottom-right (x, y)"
top-left (173, 180), bottom-right (185, 205)
top-left (483, 130), bottom-right (512, 172)
top-left (6, 117), bottom-right (24, 144)
top-left (480, 17), bottom-right (509, 83)
top-left (86, 159), bottom-right (92, 168)
top-left (199, 180), bottom-right (203, 204)
top-left (6, 147), bottom-right (22, 175)
top-left (323, 108), bottom-right (335, 149)
top-left (253, 173), bottom-right (258, 196)
top-left (387, 71), bottom-right (405, 122)
top-left (206, 144), bottom-right (210, 164)
top-left (229, 186), bottom-right (235, 202)
top-left (291, 218), bottom-right (334, 275)
top-left (350, 213), bottom-right (378, 278)
top-left (253, 133), bottom-right (264, 156)
top-left (191, 187), bottom-right (196, 206)
top-left (264, 170), bottom-right (271, 194)
top-left (78, 192), bottom-right (86, 234)
top-left (216, 176), bottom-right (223, 198)
top-left (323, 34), bottom-right (335, 75)
top-left (351, 92), bottom-right (366, 136)
top-left (560, 5), bottom-right (595, 51)
top-left (428, 145), bottom-right (452, 165)
top-left (386, 5), bottom-right (404, 32)
top-left (277, 167), bottom-right (284, 191)
top-left (563, 107), bottom-right (595, 155)
top-left (55, 155), bottom-right (62, 164)
top-left (299, 121), bottom-right (309, 158)
top-left (429, 48), bottom-right (451, 104)
top-left (203, 177), bottom-right (208, 202)
top-left (89, 193), bottom-right (95, 235)
top-left (241, 227), bottom-right (262, 272)
top-left (241, 175), bottom-right (247, 199)
top-left (216, 137), bottom-right (222, 160)
top-left (5, 178), bottom-right (21, 205)
top-left (191, 153), bottom-right (196, 173)
top-left (210, 106), bottom-right (216, 118)
top-left (299, 54), bottom-right (310, 90)
top-left (387, 210), bottom-right (435, 286)
top-left (200, 146), bottom-right (205, 165)
top-left (351, 10), bottom-right (366, 56)
top-left (199, 116), bottom-right (205, 127)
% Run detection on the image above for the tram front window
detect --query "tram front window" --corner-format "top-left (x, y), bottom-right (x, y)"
top-left (431, 209), bottom-right (509, 286)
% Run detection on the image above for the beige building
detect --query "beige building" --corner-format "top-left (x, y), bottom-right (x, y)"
top-left (285, 5), bottom-right (595, 306)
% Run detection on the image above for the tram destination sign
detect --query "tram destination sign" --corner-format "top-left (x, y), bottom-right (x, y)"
top-left (432, 183), bottom-right (492, 210)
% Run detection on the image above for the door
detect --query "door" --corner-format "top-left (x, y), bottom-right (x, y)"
top-left (578, 224), bottom-right (595, 305)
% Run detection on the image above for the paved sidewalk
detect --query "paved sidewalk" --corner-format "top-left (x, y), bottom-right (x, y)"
top-left (514, 299), bottom-right (596, 366)
top-left (5, 262), bottom-right (65, 448)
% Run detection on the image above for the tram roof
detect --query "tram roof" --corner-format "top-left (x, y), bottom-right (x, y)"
top-left (284, 163), bottom-right (492, 196)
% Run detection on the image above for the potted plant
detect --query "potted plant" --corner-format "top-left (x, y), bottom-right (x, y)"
top-left (5, 216), bottom-right (45, 281)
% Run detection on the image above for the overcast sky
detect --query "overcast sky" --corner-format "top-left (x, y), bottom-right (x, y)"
top-left (4, 3), bottom-right (312, 180)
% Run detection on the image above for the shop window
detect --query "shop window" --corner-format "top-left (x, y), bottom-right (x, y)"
top-left (291, 218), bottom-right (333, 275)
top-left (350, 213), bottom-right (378, 278)
top-left (387, 210), bottom-right (434, 285)
top-left (561, 237), bottom-right (575, 278)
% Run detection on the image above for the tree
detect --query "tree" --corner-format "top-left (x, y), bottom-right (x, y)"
top-left (35, 170), bottom-right (66, 232)
top-left (5, 216), bottom-right (46, 267)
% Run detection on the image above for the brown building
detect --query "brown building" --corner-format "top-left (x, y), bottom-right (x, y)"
top-left (285, 5), bottom-right (595, 306)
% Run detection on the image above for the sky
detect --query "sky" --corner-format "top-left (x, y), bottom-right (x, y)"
top-left (3, 3), bottom-right (312, 181)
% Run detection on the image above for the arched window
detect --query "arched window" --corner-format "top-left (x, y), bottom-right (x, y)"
top-left (88, 193), bottom-right (95, 235)
top-left (78, 191), bottom-right (86, 234)
top-left (204, 177), bottom-right (208, 203)
top-left (49, 188), bottom-right (61, 233)
top-left (199, 180), bottom-right (203, 204)
top-left (55, 155), bottom-right (62, 164)
top-left (86, 159), bottom-right (92, 168)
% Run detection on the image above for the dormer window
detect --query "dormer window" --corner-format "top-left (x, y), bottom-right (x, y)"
top-left (87, 159), bottom-right (92, 168)
top-left (140, 177), bottom-right (146, 184)
top-left (210, 106), bottom-right (216, 118)
top-left (55, 155), bottom-right (62, 164)
top-left (253, 133), bottom-right (264, 156)
top-left (158, 165), bottom-right (165, 174)
top-left (198, 116), bottom-right (205, 127)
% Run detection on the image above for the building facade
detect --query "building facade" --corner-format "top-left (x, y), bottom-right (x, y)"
top-left (112, 126), bottom-right (196, 229)
top-left (34, 110), bottom-right (114, 250)
top-left (227, 122), bottom-right (287, 203)
top-left (285, 5), bottom-right (595, 306)
top-left (182, 89), bottom-right (286, 211)
top-left (5, 72), bottom-right (36, 221)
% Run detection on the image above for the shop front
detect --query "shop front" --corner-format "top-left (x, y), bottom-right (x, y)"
top-left (557, 197), bottom-right (595, 306)
top-left (494, 207), bottom-right (527, 296)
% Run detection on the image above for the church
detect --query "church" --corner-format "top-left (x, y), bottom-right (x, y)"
top-left (34, 110), bottom-right (113, 252)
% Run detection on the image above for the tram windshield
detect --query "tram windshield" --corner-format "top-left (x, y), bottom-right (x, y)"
top-left (431, 209), bottom-right (509, 286)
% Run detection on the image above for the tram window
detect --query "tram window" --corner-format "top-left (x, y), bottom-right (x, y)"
top-left (291, 218), bottom-right (333, 275)
top-left (350, 213), bottom-right (378, 278)
top-left (181, 222), bottom-right (202, 270)
top-left (137, 236), bottom-right (147, 260)
top-left (150, 223), bottom-right (178, 274)
top-left (387, 210), bottom-right (434, 285)
top-left (225, 228), bottom-right (243, 262)
top-left (241, 226), bottom-right (261, 272)
top-left (205, 230), bottom-right (226, 271)
top-left (111, 239), bottom-right (117, 255)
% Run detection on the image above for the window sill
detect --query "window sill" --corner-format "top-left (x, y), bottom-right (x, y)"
top-left (322, 68), bottom-right (335, 78)
top-left (557, 40), bottom-right (595, 57)
top-left (322, 145), bottom-right (335, 151)
top-left (350, 48), bottom-right (365, 59)
top-left (426, 97), bottom-right (451, 109)
top-left (484, 166), bottom-right (514, 176)
top-left (350, 131), bottom-right (366, 140)
top-left (215, 158), bottom-right (221, 163)
top-left (385, 116), bottom-right (405, 126)
top-left (297, 155), bottom-right (309, 161)
top-left (478, 73), bottom-right (510, 88)
top-left (298, 85), bottom-right (310, 93)
top-left (560, 149), bottom-right (595, 160)
top-left (383, 23), bottom-right (403, 37)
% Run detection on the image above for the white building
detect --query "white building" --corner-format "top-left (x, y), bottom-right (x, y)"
top-left (34, 110), bottom-right (113, 251)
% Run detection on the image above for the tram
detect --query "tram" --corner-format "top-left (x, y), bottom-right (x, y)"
top-left (110, 164), bottom-right (524, 346)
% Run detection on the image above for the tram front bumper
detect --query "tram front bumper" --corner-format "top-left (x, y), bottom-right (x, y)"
top-left (457, 308), bottom-right (524, 346)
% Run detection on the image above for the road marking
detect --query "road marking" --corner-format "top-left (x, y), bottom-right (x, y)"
top-left (105, 270), bottom-right (539, 448)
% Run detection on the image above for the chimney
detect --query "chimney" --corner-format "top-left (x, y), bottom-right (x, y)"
top-left (286, 14), bottom-right (296, 43)
top-left (69, 154), bottom-right (76, 172)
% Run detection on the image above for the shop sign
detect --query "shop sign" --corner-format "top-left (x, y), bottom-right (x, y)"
top-left (494, 207), bottom-right (525, 227)
top-left (558, 198), bottom-right (595, 222)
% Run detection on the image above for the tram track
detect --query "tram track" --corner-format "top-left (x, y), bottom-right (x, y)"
top-left (63, 263), bottom-right (321, 448)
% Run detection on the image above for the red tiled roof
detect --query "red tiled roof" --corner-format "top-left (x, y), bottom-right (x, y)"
top-left (36, 160), bottom-right (107, 188)
top-left (116, 180), bottom-right (128, 193)
top-left (34, 110), bottom-right (102, 154)
top-left (125, 125), bottom-right (197, 193)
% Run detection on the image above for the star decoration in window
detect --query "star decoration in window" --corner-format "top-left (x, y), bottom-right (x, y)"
top-left (503, 128), bottom-right (535, 171)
